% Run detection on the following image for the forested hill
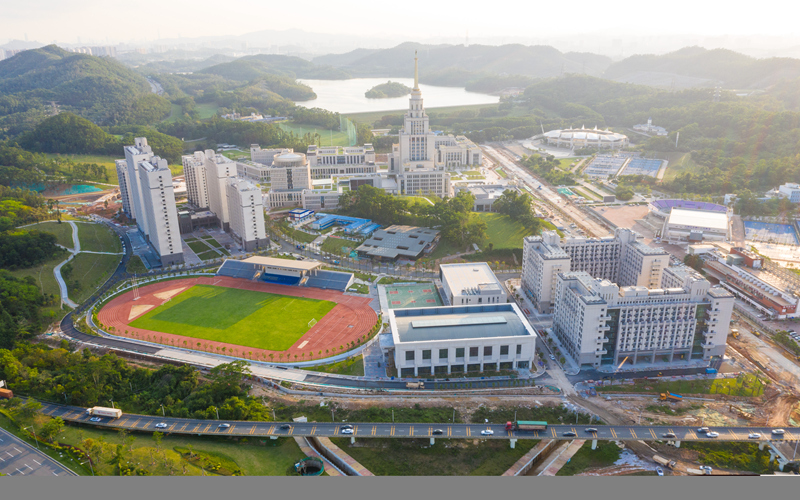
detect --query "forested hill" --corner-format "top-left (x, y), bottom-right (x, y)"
top-left (0, 45), bottom-right (171, 138)
top-left (312, 42), bottom-right (612, 82)
top-left (199, 53), bottom-right (351, 81)
top-left (603, 46), bottom-right (800, 89)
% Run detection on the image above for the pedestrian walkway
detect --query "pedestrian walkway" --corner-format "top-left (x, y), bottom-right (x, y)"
top-left (293, 437), bottom-right (343, 476)
top-left (502, 440), bottom-right (556, 476)
top-left (538, 439), bottom-right (585, 476)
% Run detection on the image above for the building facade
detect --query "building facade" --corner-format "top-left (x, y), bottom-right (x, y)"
top-left (136, 157), bottom-right (183, 266)
top-left (182, 151), bottom-right (209, 209)
top-left (778, 183), bottom-right (800, 203)
top-left (226, 178), bottom-right (268, 252)
top-left (440, 262), bottom-right (507, 306)
top-left (203, 150), bottom-right (237, 230)
top-left (521, 232), bottom-right (571, 314)
top-left (115, 159), bottom-right (132, 218)
top-left (552, 266), bottom-right (733, 370)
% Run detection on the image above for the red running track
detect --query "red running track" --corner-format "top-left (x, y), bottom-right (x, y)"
top-left (97, 276), bottom-right (378, 361)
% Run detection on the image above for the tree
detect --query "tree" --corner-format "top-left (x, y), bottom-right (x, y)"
top-left (13, 399), bottom-right (42, 423)
top-left (152, 431), bottom-right (163, 451)
top-left (39, 417), bottom-right (65, 443)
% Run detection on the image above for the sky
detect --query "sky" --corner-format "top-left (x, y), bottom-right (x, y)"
top-left (2, 0), bottom-right (798, 46)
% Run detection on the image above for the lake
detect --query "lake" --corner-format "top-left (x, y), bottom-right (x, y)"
top-left (295, 77), bottom-right (498, 114)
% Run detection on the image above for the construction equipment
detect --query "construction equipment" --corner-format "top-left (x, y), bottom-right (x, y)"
top-left (659, 393), bottom-right (683, 402)
top-left (731, 329), bottom-right (739, 339)
top-left (405, 381), bottom-right (425, 389)
top-left (653, 455), bottom-right (677, 469)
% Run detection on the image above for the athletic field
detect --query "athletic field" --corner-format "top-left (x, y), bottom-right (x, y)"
top-left (384, 284), bottom-right (443, 309)
top-left (129, 285), bottom-right (336, 351)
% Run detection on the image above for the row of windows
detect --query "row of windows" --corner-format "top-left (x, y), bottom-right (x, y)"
top-left (405, 344), bottom-right (523, 361)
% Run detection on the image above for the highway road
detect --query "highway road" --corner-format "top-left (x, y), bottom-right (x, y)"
top-left (39, 401), bottom-right (798, 443)
top-left (0, 427), bottom-right (77, 477)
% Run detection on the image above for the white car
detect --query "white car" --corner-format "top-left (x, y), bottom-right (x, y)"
top-left (706, 431), bottom-right (719, 438)
top-left (656, 467), bottom-right (664, 476)
top-left (772, 429), bottom-right (785, 435)
top-left (155, 422), bottom-right (168, 429)
top-left (480, 429), bottom-right (494, 436)
top-left (549, 354), bottom-right (556, 361)
top-left (748, 433), bottom-right (761, 439)
top-left (218, 423), bottom-right (231, 429)
top-left (341, 428), bottom-right (354, 435)
top-left (89, 417), bottom-right (102, 422)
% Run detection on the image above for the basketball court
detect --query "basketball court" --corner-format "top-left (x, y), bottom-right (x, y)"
top-left (384, 283), bottom-right (443, 309)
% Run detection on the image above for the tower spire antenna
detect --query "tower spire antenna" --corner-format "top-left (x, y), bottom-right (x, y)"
top-left (414, 50), bottom-right (419, 90)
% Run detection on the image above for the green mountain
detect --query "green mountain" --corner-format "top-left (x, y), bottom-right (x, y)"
top-left (199, 54), bottom-right (351, 81)
top-left (603, 47), bottom-right (800, 89)
top-left (0, 45), bottom-right (170, 138)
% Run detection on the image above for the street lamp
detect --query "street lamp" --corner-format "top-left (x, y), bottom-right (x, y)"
top-left (109, 399), bottom-right (114, 409)
top-left (80, 459), bottom-right (95, 476)
top-left (160, 404), bottom-right (165, 417)
top-left (24, 426), bottom-right (40, 450)
top-left (212, 406), bottom-right (219, 420)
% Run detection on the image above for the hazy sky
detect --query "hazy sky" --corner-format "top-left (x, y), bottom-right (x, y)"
top-left (2, 0), bottom-right (796, 44)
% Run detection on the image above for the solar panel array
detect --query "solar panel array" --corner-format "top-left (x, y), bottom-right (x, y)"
top-left (305, 270), bottom-right (353, 291)
top-left (583, 155), bottom-right (627, 178)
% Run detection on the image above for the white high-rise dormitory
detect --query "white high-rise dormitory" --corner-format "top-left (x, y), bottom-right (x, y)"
top-left (178, 149), bottom-right (268, 251)
top-left (226, 178), bottom-right (268, 252)
top-left (116, 137), bottom-right (183, 266)
top-left (551, 265), bottom-right (733, 370)
top-left (521, 228), bottom-right (669, 314)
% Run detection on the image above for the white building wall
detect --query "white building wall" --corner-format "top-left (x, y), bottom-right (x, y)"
top-left (137, 158), bottom-right (183, 266)
top-left (182, 152), bottom-right (209, 209)
top-left (226, 178), bottom-right (267, 252)
top-left (115, 159), bottom-right (132, 218)
top-left (203, 150), bottom-right (236, 229)
top-left (123, 137), bottom-right (155, 226)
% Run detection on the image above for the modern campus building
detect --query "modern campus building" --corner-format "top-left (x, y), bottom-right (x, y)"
top-left (456, 184), bottom-right (518, 212)
top-left (660, 207), bottom-right (730, 244)
top-left (522, 228), bottom-right (669, 314)
top-left (542, 127), bottom-right (629, 150)
top-left (203, 150), bottom-right (237, 231)
top-left (226, 178), bottom-right (268, 252)
top-left (388, 303), bottom-right (537, 376)
top-left (182, 151), bottom-right (209, 209)
top-left (632, 118), bottom-right (668, 136)
top-left (356, 225), bottom-right (439, 261)
top-left (117, 137), bottom-right (183, 266)
top-left (306, 144), bottom-right (378, 178)
top-left (440, 262), bottom-right (507, 306)
top-left (551, 265), bottom-right (734, 369)
top-left (777, 182), bottom-right (800, 203)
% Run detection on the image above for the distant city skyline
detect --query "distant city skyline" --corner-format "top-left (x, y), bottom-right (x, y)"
top-left (3, 0), bottom-right (800, 59)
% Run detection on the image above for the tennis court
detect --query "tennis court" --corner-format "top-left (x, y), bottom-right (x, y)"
top-left (384, 284), bottom-right (443, 309)
top-left (743, 221), bottom-right (799, 245)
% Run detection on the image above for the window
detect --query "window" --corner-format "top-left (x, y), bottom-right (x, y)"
top-left (422, 350), bottom-right (431, 360)
top-left (516, 344), bottom-right (522, 355)
top-left (500, 345), bottom-right (509, 356)
top-left (439, 348), bottom-right (448, 359)
top-left (469, 347), bottom-right (479, 358)
top-left (484, 346), bottom-right (492, 357)
top-left (405, 351), bottom-right (415, 361)
top-left (455, 348), bottom-right (465, 358)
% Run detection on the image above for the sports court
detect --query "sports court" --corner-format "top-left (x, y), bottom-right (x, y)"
top-left (385, 284), bottom-right (443, 309)
top-left (743, 221), bottom-right (799, 245)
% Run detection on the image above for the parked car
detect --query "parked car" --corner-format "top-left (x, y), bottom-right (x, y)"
top-left (656, 467), bottom-right (664, 476)
top-left (218, 423), bottom-right (230, 428)
top-left (155, 422), bottom-right (168, 429)
top-left (549, 354), bottom-right (556, 361)
top-left (706, 431), bottom-right (719, 438)
top-left (480, 429), bottom-right (494, 436)
top-left (748, 433), bottom-right (761, 439)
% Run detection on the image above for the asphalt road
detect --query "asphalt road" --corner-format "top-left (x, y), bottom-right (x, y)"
top-left (39, 401), bottom-right (798, 443)
top-left (0, 427), bottom-right (77, 477)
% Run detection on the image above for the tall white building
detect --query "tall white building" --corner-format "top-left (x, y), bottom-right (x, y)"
top-left (552, 266), bottom-right (733, 370)
top-left (137, 157), bottom-right (183, 266)
top-left (203, 150), bottom-right (237, 230)
top-left (123, 137), bottom-right (155, 227)
top-left (182, 151), bottom-right (209, 209)
top-left (115, 159), bottom-right (133, 218)
top-left (226, 178), bottom-right (268, 252)
top-left (521, 228), bottom-right (669, 313)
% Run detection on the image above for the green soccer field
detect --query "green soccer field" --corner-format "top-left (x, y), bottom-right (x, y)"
top-left (129, 285), bottom-right (336, 351)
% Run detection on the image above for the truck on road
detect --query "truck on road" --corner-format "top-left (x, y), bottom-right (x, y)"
top-left (659, 393), bottom-right (683, 402)
top-left (405, 381), bottom-right (425, 389)
top-left (86, 407), bottom-right (123, 419)
top-left (653, 455), bottom-right (677, 469)
top-left (505, 420), bottom-right (548, 432)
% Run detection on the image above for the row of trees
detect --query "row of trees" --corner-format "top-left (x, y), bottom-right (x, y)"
top-left (520, 154), bottom-right (576, 186)
top-left (0, 272), bottom-right (56, 349)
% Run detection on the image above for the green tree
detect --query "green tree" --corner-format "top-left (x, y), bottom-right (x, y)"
top-left (38, 417), bottom-right (65, 443)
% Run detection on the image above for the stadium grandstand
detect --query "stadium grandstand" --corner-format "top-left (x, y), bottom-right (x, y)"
top-left (649, 199), bottom-right (728, 219)
top-left (309, 213), bottom-right (380, 236)
top-left (542, 127), bottom-right (629, 150)
top-left (217, 256), bottom-right (354, 291)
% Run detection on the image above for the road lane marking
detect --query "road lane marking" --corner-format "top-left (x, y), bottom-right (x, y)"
top-left (630, 429), bottom-right (637, 439)
top-left (288, 426), bottom-right (294, 435)
top-left (410, 426), bottom-right (414, 437)
top-left (551, 427), bottom-right (556, 438)
top-left (650, 429), bottom-right (657, 440)
top-left (180, 423), bottom-right (189, 431)
top-left (391, 426), bottom-right (395, 436)
top-left (267, 426), bottom-right (275, 435)
top-left (447, 427), bottom-right (452, 437)
top-left (610, 429), bottom-right (617, 439)
top-left (226, 425), bottom-right (235, 434)
top-left (0, 456), bottom-right (5, 462)
top-left (729, 430), bottom-right (737, 441)
top-left (13, 447), bottom-right (21, 453)
top-left (202, 424), bottom-right (212, 433)
top-left (131, 419), bottom-right (141, 428)
top-left (533, 430), bottom-right (539, 438)
top-left (467, 427), bottom-right (471, 437)
top-left (334, 427), bottom-right (339, 436)
top-left (252, 426), bottom-right (259, 435)
top-left (15, 468), bottom-right (24, 475)
top-left (372, 426), bottom-right (376, 436)
top-left (192, 424), bottom-right (201, 432)
top-left (168, 423), bottom-right (177, 431)
top-left (33, 459), bottom-right (42, 465)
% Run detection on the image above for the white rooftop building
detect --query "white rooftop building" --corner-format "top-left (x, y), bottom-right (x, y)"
top-left (777, 183), bottom-right (800, 203)
top-left (440, 262), bottom-right (507, 306)
top-left (661, 207), bottom-right (730, 244)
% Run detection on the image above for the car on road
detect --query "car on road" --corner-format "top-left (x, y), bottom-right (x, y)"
top-left (433, 429), bottom-right (443, 435)
top-left (280, 424), bottom-right (292, 430)
top-left (480, 429), bottom-right (494, 436)
top-left (706, 431), bottom-right (719, 438)
top-left (700, 466), bottom-right (713, 473)
top-left (584, 428), bottom-right (598, 433)
top-left (218, 423), bottom-right (230, 428)
top-left (563, 431), bottom-right (577, 437)
top-left (89, 417), bottom-right (102, 422)
top-left (656, 467), bottom-right (664, 476)
top-left (549, 354), bottom-right (556, 361)
top-left (662, 432), bottom-right (676, 439)
top-left (748, 433), bottom-right (761, 439)
top-left (697, 427), bottom-right (709, 433)
top-left (772, 429), bottom-right (785, 435)
top-left (341, 425), bottom-right (354, 430)
top-left (341, 428), bottom-right (354, 435)
top-left (155, 422), bottom-right (168, 429)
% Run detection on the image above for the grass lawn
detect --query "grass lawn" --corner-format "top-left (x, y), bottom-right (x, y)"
top-left (571, 187), bottom-right (595, 200)
top-left (556, 441), bottom-right (621, 476)
top-left (7, 252), bottom-right (68, 319)
top-left (330, 437), bottom-right (538, 476)
top-left (495, 168), bottom-right (508, 178)
top-left (44, 153), bottom-right (119, 184)
top-left (66, 253), bottom-right (121, 303)
top-left (130, 285), bottom-right (336, 351)
top-left (476, 212), bottom-right (535, 250)
top-left (280, 224), bottom-right (318, 244)
top-left (680, 441), bottom-right (772, 474)
top-left (302, 356), bottom-right (364, 376)
top-left (196, 250), bottom-right (223, 261)
top-left (659, 152), bottom-right (701, 182)
top-left (187, 240), bottom-right (214, 254)
top-left (76, 222), bottom-right (122, 253)
top-left (347, 283), bottom-right (370, 294)
top-left (30, 221), bottom-right (75, 249)
top-left (126, 255), bottom-right (148, 274)
top-left (321, 237), bottom-right (357, 255)
top-left (557, 158), bottom-right (579, 171)
top-left (196, 102), bottom-right (219, 119)
top-left (428, 239), bottom-right (464, 260)
top-left (278, 122), bottom-right (351, 147)
top-left (594, 372), bottom-right (766, 397)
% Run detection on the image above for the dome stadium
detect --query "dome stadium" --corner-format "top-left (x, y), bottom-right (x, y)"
top-left (542, 127), bottom-right (629, 150)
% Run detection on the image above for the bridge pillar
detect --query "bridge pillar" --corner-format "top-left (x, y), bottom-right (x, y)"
top-left (270, 436), bottom-right (278, 440)
top-left (509, 439), bottom-right (516, 449)
top-left (759, 442), bottom-right (766, 451)
top-left (351, 436), bottom-right (355, 444)
top-left (591, 439), bottom-right (597, 450)
top-left (431, 438), bottom-right (435, 446)
top-left (674, 441), bottom-right (681, 448)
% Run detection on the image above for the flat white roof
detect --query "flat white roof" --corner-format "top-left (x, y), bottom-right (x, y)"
top-left (440, 262), bottom-right (504, 295)
top-left (668, 208), bottom-right (728, 231)
top-left (241, 256), bottom-right (321, 271)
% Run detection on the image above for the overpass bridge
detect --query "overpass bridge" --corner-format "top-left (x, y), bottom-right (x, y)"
top-left (40, 401), bottom-right (798, 463)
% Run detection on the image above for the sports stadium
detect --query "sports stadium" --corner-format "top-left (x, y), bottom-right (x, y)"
top-left (542, 127), bottom-right (629, 150)
top-left (97, 257), bottom-right (379, 362)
